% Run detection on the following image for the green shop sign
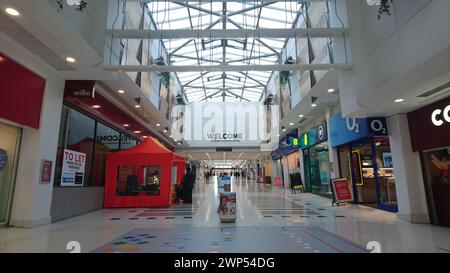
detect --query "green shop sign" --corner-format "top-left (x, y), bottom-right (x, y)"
top-left (299, 121), bottom-right (327, 149)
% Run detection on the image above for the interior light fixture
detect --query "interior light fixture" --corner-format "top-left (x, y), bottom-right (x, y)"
top-left (311, 103), bottom-right (317, 107)
top-left (156, 123), bottom-right (161, 127)
top-left (5, 8), bottom-right (20, 16)
top-left (328, 88), bottom-right (335, 93)
top-left (92, 105), bottom-right (100, 109)
top-left (289, 122), bottom-right (294, 126)
top-left (66, 57), bottom-right (76, 63)
top-left (394, 99), bottom-right (405, 103)
top-left (118, 89), bottom-right (125, 94)
top-left (123, 124), bottom-right (129, 127)
top-left (299, 114), bottom-right (304, 118)
top-left (143, 136), bottom-right (148, 139)
top-left (133, 130), bottom-right (141, 134)
top-left (134, 97), bottom-right (141, 108)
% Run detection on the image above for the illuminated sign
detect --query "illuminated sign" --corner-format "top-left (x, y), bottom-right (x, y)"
top-left (431, 105), bottom-right (450, 126)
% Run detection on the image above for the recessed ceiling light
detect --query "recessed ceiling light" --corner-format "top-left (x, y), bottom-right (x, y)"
top-left (123, 124), bottom-right (129, 127)
top-left (282, 128), bottom-right (286, 132)
top-left (135, 104), bottom-right (141, 108)
top-left (277, 134), bottom-right (280, 137)
top-left (5, 8), bottom-right (20, 16)
top-left (169, 135), bottom-right (173, 138)
top-left (66, 57), bottom-right (76, 63)
top-left (328, 88), bottom-right (335, 93)
top-left (289, 122), bottom-right (294, 126)
top-left (299, 114), bottom-right (304, 118)
top-left (118, 89), bottom-right (125, 94)
top-left (92, 105), bottom-right (101, 109)
top-left (134, 130), bottom-right (141, 134)
top-left (163, 129), bottom-right (168, 133)
top-left (311, 103), bottom-right (317, 107)
top-left (394, 99), bottom-right (404, 103)
top-left (156, 123), bottom-right (161, 127)
top-left (143, 136), bottom-right (148, 139)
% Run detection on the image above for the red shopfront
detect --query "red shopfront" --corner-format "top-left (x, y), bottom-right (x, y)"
top-left (0, 52), bottom-right (46, 225)
top-left (408, 96), bottom-right (450, 227)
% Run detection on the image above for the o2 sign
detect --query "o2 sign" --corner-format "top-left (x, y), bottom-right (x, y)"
top-left (345, 117), bottom-right (388, 135)
top-left (431, 105), bottom-right (450, 127)
top-left (346, 118), bottom-right (360, 133)
top-left (369, 118), bottom-right (387, 135)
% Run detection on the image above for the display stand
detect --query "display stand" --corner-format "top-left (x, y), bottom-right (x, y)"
top-left (330, 178), bottom-right (354, 207)
top-left (218, 176), bottom-right (236, 223)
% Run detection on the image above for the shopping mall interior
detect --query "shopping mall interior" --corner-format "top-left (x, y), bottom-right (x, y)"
top-left (0, 0), bottom-right (449, 255)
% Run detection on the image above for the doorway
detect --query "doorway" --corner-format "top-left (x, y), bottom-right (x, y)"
top-left (0, 122), bottom-right (21, 225)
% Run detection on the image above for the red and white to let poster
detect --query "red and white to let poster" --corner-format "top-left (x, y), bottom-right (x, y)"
top-left (331, 178), bottom-right (354, 203)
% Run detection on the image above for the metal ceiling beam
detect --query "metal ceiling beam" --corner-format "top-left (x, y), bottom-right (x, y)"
top-left (172, 2), bottom-right (222, 17)
top-left (168, 39), bottom-right (194, 56)
top-left (127, 0), bottom-right (329, 2)
top-left (226, 53), bottom-right (278, 64)
top-left (171, 54), bottom-right (223, 64)
top-left (227, 2), bottom-right (274, 17)
top-left (106, 28), bottom-right (349, 39)
top-left (103, 63), bottom-right (353, 72)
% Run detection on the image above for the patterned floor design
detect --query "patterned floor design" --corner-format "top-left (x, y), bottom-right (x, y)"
top-left (93, 226), bottom-right (368, 253)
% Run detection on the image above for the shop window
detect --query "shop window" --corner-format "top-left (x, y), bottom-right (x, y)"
top-left (62, 108), bottom-right (95, 186)
top-left (91, 123), bottom-right (121, 187)
top-left (422, 148), bottom-right (450, 226)
top-left (120, 135), bottom-right (138, 149)
top-left (116, 165), bottom-right (161, 197)
top-left (374, 137), bottom-right (397, 207)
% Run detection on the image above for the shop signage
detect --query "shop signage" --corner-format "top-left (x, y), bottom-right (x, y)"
top-left (64, 80), bottom-right (96, 99)
top-left (331, 178), bottom-right (354, 203)
top-left (286, 133), bottom-right (299, 148)
top-left (329, 113), bottom-right (388, 148)
top-left (0, 149), bottom-right (7, 172)
top-left (61, 149), bottom-right (86, 187)
top-left (207, 133), bottom-right (243, 143)
top-left (408, 97), bottom-right (450, 151)
top-left (431, 104), bottom-right (450, 127)
top-left (299, 121), bottom-right (327, 149)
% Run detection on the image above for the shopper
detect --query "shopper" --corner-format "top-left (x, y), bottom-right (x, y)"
top-left (181, 167), bottom-right (195, 203)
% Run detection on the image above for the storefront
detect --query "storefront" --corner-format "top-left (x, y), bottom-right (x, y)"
top-left (0, 52), bottom-right (46, 225)
top-left (408, 96), bottom-right (450, 226)
top-left (51, 81), bottom-right (164, 221)
top-left (330, 113), bottom-right (398, 212)
top-left (272, 131), bottom-right (300, 188)
top-left (299, 121), bottom-right (330, 196)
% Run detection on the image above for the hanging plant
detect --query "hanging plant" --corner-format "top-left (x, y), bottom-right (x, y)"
top-left (377, 0), bottom-right (393, 19)
top-left (280, 56), bottom-right (295, 88)
top-left (155, 57), bottom-right (171, 90)
top-left (56, 0), bottom-right (88, 12)
top-left (280, 71), bottom-right (290, 87)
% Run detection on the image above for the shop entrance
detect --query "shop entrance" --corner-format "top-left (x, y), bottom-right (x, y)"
top-left (338, 136), bottom-right (398, 212)
top-left (0, 122), bottom-right (21, 225)
top-left (421, 147), bottom-right (450, 226)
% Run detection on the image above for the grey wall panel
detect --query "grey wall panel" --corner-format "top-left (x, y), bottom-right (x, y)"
top-left (50, 187), bottom-right (104, 222)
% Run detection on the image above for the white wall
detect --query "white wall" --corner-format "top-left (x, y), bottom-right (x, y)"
top-left (0, 31), bottom-right (65, 228)
top-left (337, 0), bottom-right (450, 117)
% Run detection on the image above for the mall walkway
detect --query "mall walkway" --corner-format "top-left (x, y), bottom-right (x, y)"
top-left (0, 177), bottom-right (450, 253)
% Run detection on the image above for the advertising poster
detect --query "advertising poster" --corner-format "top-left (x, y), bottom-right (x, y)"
top-left (331, 178), bottom-right (354, 203)
top-left (61, 149), bottom-right (86, 187)
top-left (218, 192), bottom-right (236, 222)
top-left (40, 160), bottom-right (53, 184)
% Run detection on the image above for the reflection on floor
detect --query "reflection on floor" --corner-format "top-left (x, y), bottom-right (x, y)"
top-left (1, 176), bottom-right (450, 253)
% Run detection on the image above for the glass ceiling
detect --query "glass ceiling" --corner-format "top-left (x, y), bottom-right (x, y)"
top-left (146, 1), bottom-right (303, 103)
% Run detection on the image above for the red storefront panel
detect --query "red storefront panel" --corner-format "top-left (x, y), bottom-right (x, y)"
top-left (0, 52), bottom-right (46, 129)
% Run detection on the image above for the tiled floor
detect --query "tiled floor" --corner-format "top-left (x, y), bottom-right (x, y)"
top-left (1, 177), bottom-right (450, 253)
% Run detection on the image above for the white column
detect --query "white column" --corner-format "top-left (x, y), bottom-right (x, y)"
top-left (10, 80), bottom-right (64, 228)
top-left (326, 108), bottom-right (340, 179)
top-left (387, 114), bottom-right (430, 223)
